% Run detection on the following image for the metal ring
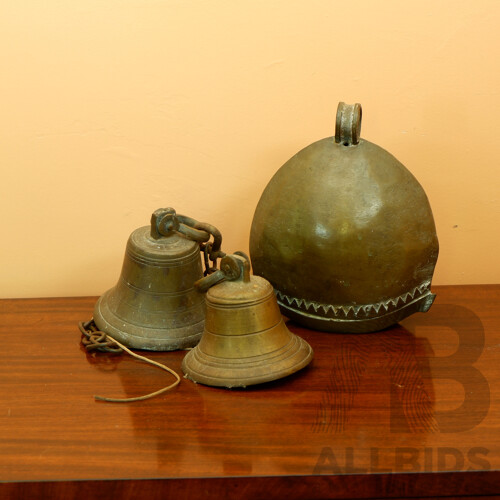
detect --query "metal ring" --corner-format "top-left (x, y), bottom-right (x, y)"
top-left (335, 102), bottom-right (362, 146)
top-left (194, 222), bottom-right (223, 253)
top-left (177, 223), bottom-right (211, 243)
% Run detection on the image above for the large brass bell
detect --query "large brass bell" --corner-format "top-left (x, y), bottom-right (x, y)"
top-left (250, 102), bottom-right (439, 333)
top-left (182, 253), bottom-right (314, 388)
top-left (94, 207), bottom-right (223, 351)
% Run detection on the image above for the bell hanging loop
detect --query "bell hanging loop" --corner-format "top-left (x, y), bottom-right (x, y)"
top-left (195, 253), bottom-right (250, 293)
top-left (335, 102), bottom-right (362, 146)
top-left (152, 207), bottom-right (226, 276)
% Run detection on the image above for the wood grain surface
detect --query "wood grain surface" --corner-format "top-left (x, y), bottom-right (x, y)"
top-left (0, 285), bottom-right (499, 499)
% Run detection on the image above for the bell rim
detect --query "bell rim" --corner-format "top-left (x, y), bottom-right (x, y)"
top-left (94, 291), bottom-right (204, 351)
top-left (278, 291), bottom-right (436, 333)
top-left (181, 334), bottom-right (313, 388)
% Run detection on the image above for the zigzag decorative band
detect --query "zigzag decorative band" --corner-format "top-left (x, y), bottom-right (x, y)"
top-left (275, 280), bottom-right (432, 320)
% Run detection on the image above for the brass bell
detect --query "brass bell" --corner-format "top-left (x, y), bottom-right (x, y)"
top-left (182, 253), bottom-right (313, 388)
top-left (250, 102), bottom-right (439, 333)
top-left (94, 207), bottom-right (223, 351)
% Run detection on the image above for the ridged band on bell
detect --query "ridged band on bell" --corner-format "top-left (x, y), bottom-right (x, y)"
top-left (94, 208), bottom-right (220, 351)
top-left (276, 281), bottom-right (436, 333)
top-left (182, 254), bottom-right (313, 388)
top-left (249, 102), bottom-right (439, 333)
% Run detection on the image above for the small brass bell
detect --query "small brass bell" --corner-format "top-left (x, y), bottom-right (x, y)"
top-left (182, 253), bottom-right (313, 388)
top-left (94, 207), bottom-right (223, 351)
top-left (250, 102), bottom-right (439, 333)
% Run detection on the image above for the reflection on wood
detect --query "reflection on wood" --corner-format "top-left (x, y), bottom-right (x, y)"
top-left (312, 330), bottom-right (437, 434)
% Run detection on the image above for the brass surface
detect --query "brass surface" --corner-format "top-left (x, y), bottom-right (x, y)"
top-left (250, 102), bottom-right (439, 333)
top-left (93, 208), bottom-right (208, 351)
top-left (182, 254), bottom-right (314, 388)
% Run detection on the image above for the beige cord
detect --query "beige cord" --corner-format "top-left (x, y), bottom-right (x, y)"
top-left (94, 335), bottom-right (181, 402)
top-left (78, 320), bottom-right (181, 402)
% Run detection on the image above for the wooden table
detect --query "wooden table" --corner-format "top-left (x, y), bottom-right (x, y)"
top-left (0, 285), bottom-right (499, 499)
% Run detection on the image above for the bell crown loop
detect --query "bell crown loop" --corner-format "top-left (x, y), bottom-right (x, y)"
top-left (149, 207), bottom-right (225, 274)
top-left (151, 207), bottom-right (211, 243)
top-left (335, 102), bottom-right (362, 146)
top-left (195, 252), bottom-right (250, 293)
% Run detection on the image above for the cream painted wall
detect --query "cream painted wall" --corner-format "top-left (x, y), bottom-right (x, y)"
top-left (1, 0), bottom-right (499, 298)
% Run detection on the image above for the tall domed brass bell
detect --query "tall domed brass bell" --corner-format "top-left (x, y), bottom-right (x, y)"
top-left (94, 207), bottom-right (223, 351)
top-left (250, 102), bottom-right (439, 333)
top-left (182, 253), bottom-right (313, 388)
